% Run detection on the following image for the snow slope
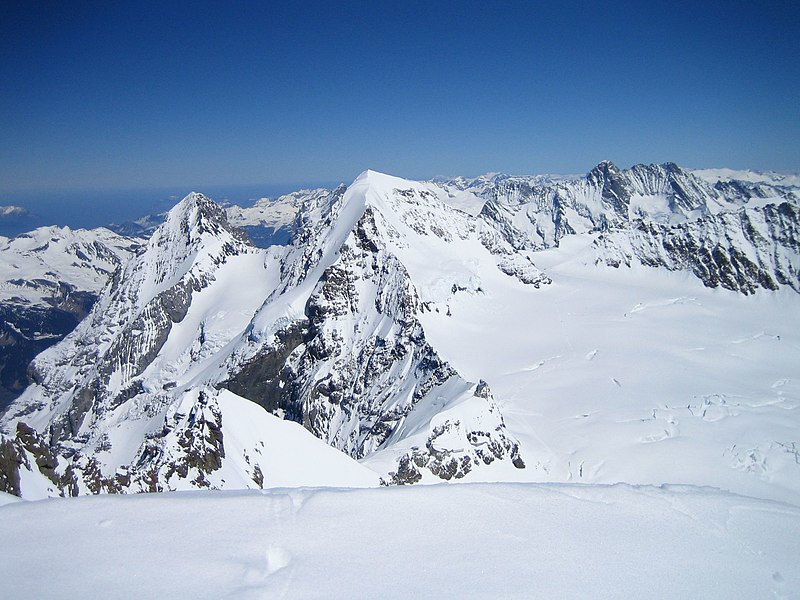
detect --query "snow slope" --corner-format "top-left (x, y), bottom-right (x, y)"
top-left (418, 236), bottom-right (800, 504)
top-left (0, 483), bottom-right (797, 599)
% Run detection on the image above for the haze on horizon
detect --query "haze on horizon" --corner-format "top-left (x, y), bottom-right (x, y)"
top-left (1, 1), bottom-right (798, 195)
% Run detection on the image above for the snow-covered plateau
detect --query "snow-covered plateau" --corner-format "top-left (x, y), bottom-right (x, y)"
top-left (0, 161), bottom-right (798, 597)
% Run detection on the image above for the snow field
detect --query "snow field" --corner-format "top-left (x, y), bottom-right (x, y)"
top-left (415, 234), bottom-right (800, 503)
top-left (0, 483), bottom-right (797, 599)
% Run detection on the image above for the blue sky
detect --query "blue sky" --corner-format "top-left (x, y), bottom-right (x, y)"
top-left (1, 1), bottom-right (798, 192)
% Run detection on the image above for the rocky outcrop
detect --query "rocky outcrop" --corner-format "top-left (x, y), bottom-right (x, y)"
top-left (384, 382), bottom-right (525, 485)
top-left (0, 421), bottom-right (76, 497)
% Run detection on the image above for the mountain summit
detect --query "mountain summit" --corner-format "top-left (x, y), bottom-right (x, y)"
top-left (1, 164), bottom-right (799, 501)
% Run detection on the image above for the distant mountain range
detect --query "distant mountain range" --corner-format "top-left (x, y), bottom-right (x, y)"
top-left (0, 162), bottom-right (798, 502)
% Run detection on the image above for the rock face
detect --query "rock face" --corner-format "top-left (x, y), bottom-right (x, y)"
top-left (1, 163), bottom-right (798, 499)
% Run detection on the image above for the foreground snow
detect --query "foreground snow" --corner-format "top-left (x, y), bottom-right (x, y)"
top-left (0, 482), bottom-right (797, 599)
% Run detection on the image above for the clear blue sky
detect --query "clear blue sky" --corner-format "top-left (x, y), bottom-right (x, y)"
top-left (1, 0), bottom-right (798, 192)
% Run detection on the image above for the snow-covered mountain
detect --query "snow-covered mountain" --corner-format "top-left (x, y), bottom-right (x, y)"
top-left (108, 188), bottom-right (333, 247)
top-left (1, 162), bottom-right (798, 505)
top-left (0, 226), bottom-right (142, 410)
top-left (225, 188), bottom-right (335, 247)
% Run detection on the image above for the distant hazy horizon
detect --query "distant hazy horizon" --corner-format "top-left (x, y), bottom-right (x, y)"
top-left (3, 158), bottom-right (800, 238)
top-left (0, 181), bottom-right (339, 237)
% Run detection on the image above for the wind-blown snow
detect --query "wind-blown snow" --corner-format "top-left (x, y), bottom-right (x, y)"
top-left (0, 483), bottom-right (797, 599)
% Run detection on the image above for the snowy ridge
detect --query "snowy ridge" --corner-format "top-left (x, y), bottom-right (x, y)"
top-left (593, 201), bottom-right (800, 293)
top-left (465, 161), bottom-right (798, 253)
top-left (693, 167), bottom-right (800, 189)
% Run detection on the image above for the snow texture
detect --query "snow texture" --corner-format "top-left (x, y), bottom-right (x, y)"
top-left (0, 483), bottom-right (798, 599)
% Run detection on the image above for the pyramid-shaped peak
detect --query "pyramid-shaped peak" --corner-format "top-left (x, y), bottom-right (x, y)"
top-left (148, 191), bottom-right (250, 250)
top-left (352, 169), bottom-right (411, 187)
top-left (589, 160), bottom-right (621, 177)
top-left (171, 191), bottom-right (223, 218)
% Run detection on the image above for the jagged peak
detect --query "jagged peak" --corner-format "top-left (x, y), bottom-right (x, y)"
top-left (588, 160), bottom-right (621, 178)
top-left (588, 161), bottom-right (695, 187)
top-left (660, 161), bottom-right (682, 172)
top-left (168, 191), bottom-right (224, 222)
top-left (156, 191), bottom-right (248, 246)
top-left (626, 161), bottom-right (687, 177)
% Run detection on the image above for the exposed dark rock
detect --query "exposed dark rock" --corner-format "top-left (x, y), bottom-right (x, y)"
top-left (594, 201), bottom-right (800, 294)
top-left (0, 436), bottom-right (21, 496)
top-left (588, 160), bottom-right (631, 221)
top-left (220, 321), bottom-right (308, 423)
top-left (385, 454), bottom-right (423, 485)
top-left (16, 422), bottom-right (60, 486)
top-left (251, 464), bottom-right (264, 488)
